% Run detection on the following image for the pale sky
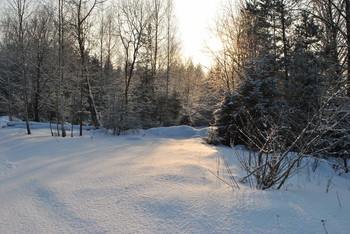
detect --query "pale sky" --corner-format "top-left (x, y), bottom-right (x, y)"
top-left (174, 0), bottom-right (222, 68)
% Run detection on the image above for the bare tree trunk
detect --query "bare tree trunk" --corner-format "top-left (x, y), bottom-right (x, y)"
top-left (6, 74), bottom-right (13, 121)
top-left (79, 79), bottom-right (83, 136)
top-left (58, 0), bottom-right (66, 137)
top-left (23, 65), bottom-right (31, 135)
top-left (344, 158), bottom-right (349, 173)
top-left (346, 0), bottom-right (350, 96)
top-left (15, 0), bottom-right (31, 134)
top-left (71, 92), bottom-right (76, 137)
top-left (76, 0), bottom-right (100, 132)
top-left (33, 52), bottom-right (42, 122)
top-left (152, 0), bottom-right (160, 87)
top-left (166, 0), bottom-right (171, 102)
top-left (280, 1), bottom-right (289, 84)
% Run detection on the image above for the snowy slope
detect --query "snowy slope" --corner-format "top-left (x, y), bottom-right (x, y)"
top-left (0, 123), bottom-right (349, 233)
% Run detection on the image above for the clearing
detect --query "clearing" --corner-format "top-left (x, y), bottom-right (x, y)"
top-left (0, 120), bottom-right (349, 233)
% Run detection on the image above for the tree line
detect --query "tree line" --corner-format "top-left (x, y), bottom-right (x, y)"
top-left (0, 0), bottom-right (215, 136)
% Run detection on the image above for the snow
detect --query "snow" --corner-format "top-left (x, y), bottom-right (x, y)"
top-left (144, 125), bottom-right (207, 138)
top-left (0, 119), bottom-right (349, 233)
top-left (0, 116), bottom-right (11, 128)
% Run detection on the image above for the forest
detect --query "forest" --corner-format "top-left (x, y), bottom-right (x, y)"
top-left (0, 0), bottom-right (349, 177)
top-left (0, 0), bottom-right (214, 136)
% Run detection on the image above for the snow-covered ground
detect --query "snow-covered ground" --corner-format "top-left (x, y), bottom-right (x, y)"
top-left (0, 117), bottom-right (349, 233)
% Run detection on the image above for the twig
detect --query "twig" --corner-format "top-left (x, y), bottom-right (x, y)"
top-left (224, 159), bottom-right (240, 189)
top-left (325, 175), bottom-right (334, 194)
top-left (336, 191), bottom-right (342, 208)
top-left (208, 169), bottom-right (239, 190)
top-left (276, 214), bottom-right (280, 228)
top-left (321, 220), bottom-right (328, 234)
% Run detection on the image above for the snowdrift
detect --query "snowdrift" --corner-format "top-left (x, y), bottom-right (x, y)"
top-left (1, 118), bottom-right (92, 131)
top-left (0, 116), bottom-right (13, 128)
top-left (1, 117), bottom-right (208, 139)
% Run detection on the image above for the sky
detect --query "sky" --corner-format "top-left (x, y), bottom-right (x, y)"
top-left (174, 0), bottom-right (223, 69)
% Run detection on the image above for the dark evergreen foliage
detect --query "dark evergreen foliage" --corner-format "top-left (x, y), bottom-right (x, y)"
top-left (207, 0), bottom-right (349, 174)
top-left (207, 55), bottom-right (284, 148)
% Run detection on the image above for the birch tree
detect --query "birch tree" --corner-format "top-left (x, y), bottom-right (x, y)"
top-left (70, 0), bottom-right (101, 135)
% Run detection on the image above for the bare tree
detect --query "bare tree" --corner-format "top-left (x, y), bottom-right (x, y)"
top-left (57, 0), bottom-right (67, 137)
top-left (27, 7), bottom-right (53, 123)
top-left (8, 0), bottom-right (32, 134)
top-left (0, 16), bottom-right (16, 121)
top-left (70, 0), bottom-right (101, 136)
top-left (164, 0), bottom-right (180, 100)
top-left (150, 0), bottom-right (162, 81)
top-left (345, 0), bottom-right (350, 94)
top-left (308, 0), bottom-right (350, 95)
top-left (116, 0), bottom-right (152, 106)
top-left (209, 0), bottom-right (248, 91)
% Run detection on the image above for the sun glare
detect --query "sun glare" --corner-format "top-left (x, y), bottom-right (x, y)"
top-left (208, 37), bottom-right (223, 52)
top-left (174, 0), bottom-right (222, 68)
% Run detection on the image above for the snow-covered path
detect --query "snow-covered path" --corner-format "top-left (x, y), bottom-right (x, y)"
top-left (0, 126), bottom-right (349, 233)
